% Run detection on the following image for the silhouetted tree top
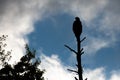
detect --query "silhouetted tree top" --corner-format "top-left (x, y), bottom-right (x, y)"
top-left (0, 35), bottom-right (44, 80)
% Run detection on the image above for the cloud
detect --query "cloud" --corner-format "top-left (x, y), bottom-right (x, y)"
top-left (40, 54), bottom-right (113, 80)
top-left (0, 0), bottom-right (119, 63)
top-left (0, 0), bottom-right (120, 79)
top-left (68, 0), bottom-right (108, 22)
top-left (40, 54), bottom-right (75, 80)
top-left (40, 54), bottom-right (120, 80)
top-left (100, 3), bottom-right (120, 41)
top-left (110, 70), bottom-right (120, 80)
top-left (0, 0), bottom-right (48, 63)
top-left (83, 37), bottom-right (109, 55)
top-left (83, 67), bottom-right (106, 80)
top-left (38, 0), bottom-right (108, 23)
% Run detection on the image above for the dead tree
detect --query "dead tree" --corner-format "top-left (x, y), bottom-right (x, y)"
top-left (65, 17), bottom-right (86, 80)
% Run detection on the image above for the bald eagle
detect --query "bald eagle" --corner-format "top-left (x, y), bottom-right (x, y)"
top-left (73, 17), bottom-right (82, 41)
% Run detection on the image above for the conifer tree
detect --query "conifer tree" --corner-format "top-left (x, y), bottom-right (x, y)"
top-left (0, 35), bottom-right (44, 80)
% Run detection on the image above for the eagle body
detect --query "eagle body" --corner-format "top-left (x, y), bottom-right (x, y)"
top-left (73, 17), bottom-right (82, 41)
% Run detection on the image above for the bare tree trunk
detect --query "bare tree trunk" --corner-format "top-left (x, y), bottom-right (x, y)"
top-left (77, 38), bottom-right (83, 80)
top-left (65, 37), bottom-right (86, 80)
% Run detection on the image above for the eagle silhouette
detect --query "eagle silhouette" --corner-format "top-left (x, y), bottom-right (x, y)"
top-left (73, 17), bottom-right (82, 41)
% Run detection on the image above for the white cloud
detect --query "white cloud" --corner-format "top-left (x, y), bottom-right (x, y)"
top-left (83, 67), bottom-right (106, 80)
top-left (84, 37), bottom-right (109, 55)
top-left (0, 0), bottom-right (48, 64)
top-left (37, 0), bottom-right (108, 23)
top-left (39, 54), bottom-right (109, 80)
top-left (68, 0), bottom-right (108, 22)
top-left (0, 0), bottom-right (49, 64)
top-left (98, 0), bottom-right (120, 43)
top-left (40, 54), bottom-right (120, 80)
top-left (0, 0), bottom-right (33, 64)
top-left (100, 11), bottom-right (120, 42)
top-left (110, 71), bottom-right (120, 80)
top-left (40, 54), bottom-right (75, 80)
top-left (40, 54), bottom-right (105, 80)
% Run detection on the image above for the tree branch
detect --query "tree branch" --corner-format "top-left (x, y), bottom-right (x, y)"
top-left (80, 37), bottom-right (86, 43)
top-left (80, 48), bottom-right (83, 52)
top-left (64, 45), bottom-right (77, 54)
top-left (67, 69), bottom-right (78, 73)
top-left (81, 52), bottom-right (84, 55)
top-left (75, 77), bottom-right (78, 80)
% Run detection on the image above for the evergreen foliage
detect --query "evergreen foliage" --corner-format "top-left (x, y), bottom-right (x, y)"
top-left (0, 35), bottom-right (44, 80)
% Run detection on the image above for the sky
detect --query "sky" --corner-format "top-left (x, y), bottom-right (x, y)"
top-left (0, 0), bottom-right (120, 80)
